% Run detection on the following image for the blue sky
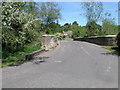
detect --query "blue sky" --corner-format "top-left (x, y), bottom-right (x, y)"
top-left (57, 2), bottom-right (118, 26)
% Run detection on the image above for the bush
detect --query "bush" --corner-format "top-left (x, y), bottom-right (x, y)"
top-left (58, 35), bottom-right (66, 40)
top-left (117, 32), bottom-right (120, 49)
top-left (3, 56), bottom-right (18, 63)
top-left (2, 2), bottom-right (42, 59)
top-left (2, 42), bottom-right (41, 66)
top-left (45, 23), bottom-right (63, 34)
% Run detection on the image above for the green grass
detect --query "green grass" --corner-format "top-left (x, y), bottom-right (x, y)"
top-left (2, 42), bottom-right (41, 67)
top-left (102, 46), bottom-right (120, 56)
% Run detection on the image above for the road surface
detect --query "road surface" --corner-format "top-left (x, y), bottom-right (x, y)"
top-left (2, 39), bottom-right (118, 88)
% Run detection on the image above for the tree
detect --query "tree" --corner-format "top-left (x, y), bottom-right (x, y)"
top-left (40, 2), bottom-right (61, 24)
top-left (81, 2), bottom-right (103, 36)
top-left (102, 18), bottom-right (118, 35)
top-left (64, 23), bottom-right (70, 26)
top-left (63, 23), bottom-right (71, 32)
top-left (72, 21), bottom-right (79, 26)
top-left (45, 22), bottom-right (62, 34)
top-left (81, 2), bottom-right (103, 23)
top-left (22, 2), bottom-right (40, 18)
top-left (86, 21), bottom-right (102, 36)
top-left (2, 2), bottom-right (41, 58)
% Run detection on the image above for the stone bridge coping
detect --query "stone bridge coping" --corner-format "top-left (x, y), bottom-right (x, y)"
top-left (90, 35), bottom-right (116, 38)
top-left (76, 35), bottom-right (117, 39)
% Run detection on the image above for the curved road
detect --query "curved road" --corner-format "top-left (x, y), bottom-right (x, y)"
top-left (2, 39), bottom-right (118, 88)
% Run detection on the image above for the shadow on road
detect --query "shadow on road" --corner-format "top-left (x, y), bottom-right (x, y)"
top-left (101, 52), bottom-right (117, 56)
top-left (32, 56), bottom-right (50, 64)
top-left (9, 56), bottom-right (50, 67)
top-left (102, 47), bottom-right (120, 56)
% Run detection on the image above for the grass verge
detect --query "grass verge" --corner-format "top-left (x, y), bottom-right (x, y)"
top-left (2, 42), bottom-right (41, 68)
top-left (102, 46), bottom-right (120, 56)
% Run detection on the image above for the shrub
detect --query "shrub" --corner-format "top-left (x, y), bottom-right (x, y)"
top-left (117, 32), bottom-right (120, 49)
top-left (3, 56), bottom-right (18, 63)
top-left (58, 35), bottom-right (66, 40)
top-left (2, 2), bottom-right (41, 59)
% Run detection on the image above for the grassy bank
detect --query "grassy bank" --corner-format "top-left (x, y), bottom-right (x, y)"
top-left (2, 42), bottom-right (41, 67)
top-left (102, 46), bottom-right (120, 56)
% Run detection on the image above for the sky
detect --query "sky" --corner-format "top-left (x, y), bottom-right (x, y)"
top-left (56, 2), bottom-right (118, 26)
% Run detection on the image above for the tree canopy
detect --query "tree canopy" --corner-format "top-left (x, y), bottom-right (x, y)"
top-left (40, 2), bottom-right (61, 24)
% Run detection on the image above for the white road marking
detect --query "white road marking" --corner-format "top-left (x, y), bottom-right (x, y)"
top-left (54, 61), bottom-right (62, 63)
top-left (81, 47), bottom-right (90, 56)
top-left (106, 66), bottom-right (111, 72)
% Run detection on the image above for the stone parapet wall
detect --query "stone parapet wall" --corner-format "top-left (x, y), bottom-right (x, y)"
top-left (74, 35), bottom-right (117, 46)
top-left (41, 35), bottom-right (60, 50)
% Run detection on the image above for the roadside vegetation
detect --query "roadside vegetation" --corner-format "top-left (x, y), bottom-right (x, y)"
top-left (2, 2), bottom-right (120, 67)
top-left (2, 2), bottom-right (63, 67)
top-left (102, 46), bottom-right (120, 56)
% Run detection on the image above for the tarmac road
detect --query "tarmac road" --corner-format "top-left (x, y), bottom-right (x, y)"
top-left (2, 38), bottom-right (118, 88)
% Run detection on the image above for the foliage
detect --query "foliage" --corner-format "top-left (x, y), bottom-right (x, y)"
top-left (81, 2), bottom-right (103, 23)
top-left (72, 21), bottom-right (79, 26)
top-left (102, 46), bottom-right (120, 56)
top-left (22, 2), bottom-right (40, 18)
top-left (58, 35), bottom-right (66, 40)
top-left (2, 2), bottom-right (41, 59)
top-left (86, 21), bottom-right (102, 36)
top-left (102, 18), bottom-right (118, 35)
top-left (23, 42), bottom-right (41, 54)
top-left (45, 22), bottom-right (63, 34)
top-left (2, 2), bottom-right (63, 66)
top-left (54, 32), bottom-right (66, 40)
top-left (3, 56), bottom-right (18, 63)
top-left (62, 23), bottom-right (71, 32)
top-left (2, 42), bottom-right (41, 66)
top-left (80, 2), bottom-right (114, 37)
top-left (40, 2), bottom-right (61, 24)
top-left (54, 32), bottom-right (62, 36)
top-left (62, 21), bottom-right (87, 38)
top-left (72, 26), bottom-right (88, 38)
top-left (71, 26), bottom-right (81, 37)
top-left (117, 32), bottom-right (120, 49)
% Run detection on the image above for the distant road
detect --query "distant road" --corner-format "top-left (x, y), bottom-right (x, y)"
top-left (2, 38), bottom-right (118, 88)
